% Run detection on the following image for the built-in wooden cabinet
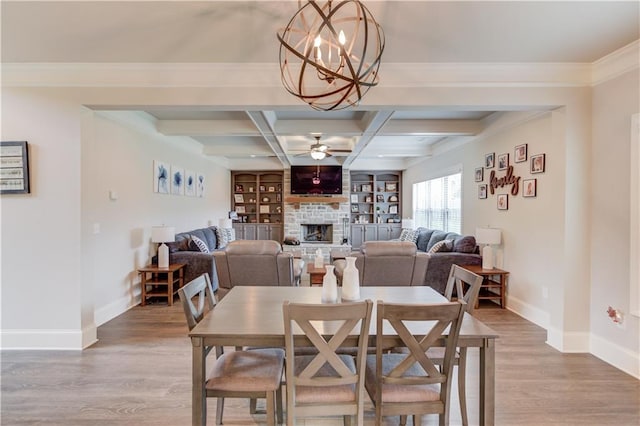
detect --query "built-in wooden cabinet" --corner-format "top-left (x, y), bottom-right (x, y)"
top-left (231, 171), bottom-right (284, 242)
top-left (349, 171), bottom-right (402, 248)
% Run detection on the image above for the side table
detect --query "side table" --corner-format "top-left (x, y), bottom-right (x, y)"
top-left (460, 264), bottom-right (509, 308)
top-left (138, 263), bottom-right (186, 306)
top-left (307, 264), bottom-right (328, 286)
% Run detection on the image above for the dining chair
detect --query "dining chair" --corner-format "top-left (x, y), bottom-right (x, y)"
top-left (365, 300), bottom-right (466, 426)
top-left (178, 274), bottom-right (285, 425)
top-left (282, 299), bottom-right (373, 426)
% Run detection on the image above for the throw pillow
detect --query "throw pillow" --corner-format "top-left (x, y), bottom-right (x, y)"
top-left (215, 227), bottom-right (236, 249)
top-left (428, 239), bottom-right (454, 254)
top-left (398, 228), bottom-right (419, 244)
top-left (189, 235), bottom-right (210, 253)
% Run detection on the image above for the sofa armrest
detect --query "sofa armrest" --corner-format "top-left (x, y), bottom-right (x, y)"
top-left (212, 251), bottom-right (230, 289)
top-left (410, 252), bottom-right (430, 286)
top-left (424, 252), bottom-right (481, 294)
top-left (170, 251), bottom-right (220, 292)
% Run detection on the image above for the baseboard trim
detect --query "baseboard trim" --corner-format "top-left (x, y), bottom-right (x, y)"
top-left (591, 334), bottom-right (640, 379)
top-left (1, 329), bottom-right (84, 350)
top-left (506, 294), bottom-right (550, 329)
top-left (94, 294), bottom-right (139, 327)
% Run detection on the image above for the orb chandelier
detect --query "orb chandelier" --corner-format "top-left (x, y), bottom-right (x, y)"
top-left (277, 0), bottom-right (385, 111)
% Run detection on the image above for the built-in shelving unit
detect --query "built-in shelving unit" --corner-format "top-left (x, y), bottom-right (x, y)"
top-left (231, 171), bottom-right (284, 242)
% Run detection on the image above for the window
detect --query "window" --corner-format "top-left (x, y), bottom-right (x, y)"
top-left (412, 172), bottom-right (461, 233)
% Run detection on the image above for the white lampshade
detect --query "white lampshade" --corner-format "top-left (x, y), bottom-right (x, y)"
top-left (401, 218), bottom-right (415, 229)
top-left (475, 227), bottom-right (501, 245)
top-left (218, 218), bottom-right (233, 229)
top-left (151, 226), bottom-right (175, 243)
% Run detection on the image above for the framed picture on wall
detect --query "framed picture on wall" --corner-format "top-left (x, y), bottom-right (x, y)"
top-left (530, 153), bottom-right (546, 173)
top-left (515, 143), bottom-right (528, 163)
top-left (485, 152), bottom-right (495, 168)
top-left (478, 184), bottom-right (488, 199)
top-left (497, 194), bottom-right (509, 210)
top-left (0, 141), bottom-right (30, 194)
top-left (523, 179), bottom-right (537, 197)
top-left (498, 153), bottom-right (509, 170)
top-left (475, 167), bottom-right (484, 182)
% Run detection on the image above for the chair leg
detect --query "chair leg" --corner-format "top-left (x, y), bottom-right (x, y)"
top-left (458, 348), bottom-right (469, 426)
top-left (276, 386), bottom-right (283, 425)
top-left (266, 391), bottom-right (275, 426)
top-left (216, 397), bottom-right (224, 425)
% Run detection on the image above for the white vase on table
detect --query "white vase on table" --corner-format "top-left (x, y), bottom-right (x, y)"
top-left (341, 256), bottom-right (360, 301)
top-left (321, 265), bottom-right (338, 303)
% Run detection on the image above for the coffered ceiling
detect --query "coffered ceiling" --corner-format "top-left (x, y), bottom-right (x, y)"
top-left (2, 1), bottom-right (638, 169)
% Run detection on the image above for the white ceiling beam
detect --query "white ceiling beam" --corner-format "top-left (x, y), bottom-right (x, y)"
top-left (156, 119), bottom-right (260, 136)
top-left (381, 119), bottom-right (483, 136)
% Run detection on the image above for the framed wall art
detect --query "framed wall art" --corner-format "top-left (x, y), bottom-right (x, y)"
top-left (515, 143), bottom-right (528, 163)
top-left (497, 194), bottom-right (509, 210)
top-left (475, 167), bottom-right (484, 182)
top-left (531, 154), bottom-right (546, 173)
top-left (498, 153), bottom-right (509, 170)
top-left (523, 179), bottom-right (537, 197)
top-left (485, 152), bottom-right (495, 168)
top-left (0, 141), bottom-right (30, 194)
top-left (478, 184), bottom-right (488, 199)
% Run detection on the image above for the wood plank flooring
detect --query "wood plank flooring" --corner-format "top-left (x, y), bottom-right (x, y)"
top-left (2, 297), bottom-right (639, 425)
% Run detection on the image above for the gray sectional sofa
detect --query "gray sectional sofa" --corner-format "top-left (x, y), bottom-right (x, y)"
top-left (414, 227), bottom-right (482, 294)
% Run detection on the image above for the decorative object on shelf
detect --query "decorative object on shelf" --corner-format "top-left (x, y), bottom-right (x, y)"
top-left (277, 0), bottom-right (385, 111)
top-left (476, 227), bottom-right (501, 270)
top-left (498, 153), bottom-right (509, 171)
top-left (268, 186), bottom-right (275, 192)
top-left (0, 141), bottom-right (30, 194)
top-left (321, 265), bottom-right (338, 303)
top-left (235, 184), bottom-right (244, 192)
top-left (389, 205), bottom-right (398, 214)
top-left (388, 195), bottom-right (398, 202)
top-left (485, 152), bottom-right (495, 169)
top-left (475, 167), bottom-right (484, 182)
top-left (259, 205), bottom-right (270, 214)
top-left (262, 196), bottom-right (270, 202)
top-left (259, 185), bottom-right (266, 191)
top-left (385, 182), bottom-right (397, 191)
top-left (376, 194), bottom-right (384, 202)
top-left (234, 194), bottom-right (244, 203)
top-left (229, 211), bottom-right (239, 220)
top-left (152, 226), bottom-right (175, 268)
top-left (530, 153), bottom-right (545, 173)
top-left (236, 206), bottom-right (246, 214)
top-left (341, 256), bottom-right (360, 301)
top-left (497, 194), bottom-right (509, 210)
top-left (361, 184), bottom-right (372, 192)
top-left (351, 205), bottom-right (359, 213)
top-left (350, 194), bottom-right (358, 203)
top-left (515, 143), bottom-right (528, 163)
top-left (523, 179), bottom-right (537, 197)
top-left (365, 195), bottom-right (372, 203)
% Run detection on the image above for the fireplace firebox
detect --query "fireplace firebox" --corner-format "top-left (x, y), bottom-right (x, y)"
top-left (301, 224), bottom-right (333, 243)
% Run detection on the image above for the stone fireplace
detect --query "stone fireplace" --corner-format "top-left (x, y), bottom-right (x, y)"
top-left (301, 224), bottom-right (333, 243)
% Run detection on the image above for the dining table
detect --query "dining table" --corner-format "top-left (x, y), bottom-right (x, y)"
top-left (189, 285), bottom-right (499, 426)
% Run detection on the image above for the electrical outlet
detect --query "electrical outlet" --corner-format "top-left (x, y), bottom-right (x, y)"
top-left (542, 287), bottom-right (549, 299)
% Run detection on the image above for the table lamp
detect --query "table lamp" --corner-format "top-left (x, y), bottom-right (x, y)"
top-left (475, 227), bottom-right (501, 270)
top-left (152, 226), bottom-right (175, 268)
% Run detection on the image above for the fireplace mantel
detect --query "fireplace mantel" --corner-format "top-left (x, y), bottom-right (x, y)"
top-left (285, 196), bottom-right (348, 209)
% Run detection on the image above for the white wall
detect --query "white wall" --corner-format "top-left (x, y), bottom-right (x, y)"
top-left (590, 69), bottom-right (640, 377)
top-left (1, 89), bottom-right (230, 349)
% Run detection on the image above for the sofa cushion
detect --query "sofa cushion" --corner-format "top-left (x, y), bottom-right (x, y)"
top-left (189, 235), bottom-right (210, 253)
top-left (428, 239), bottom-right (453, 253)
top-left (416, 228), bottom-right (436, 252)
top-left (216, 227), bottom-right (236, 249)
top-left (453, 235), bottom-right (477, 253)
top-left (398, 228), bottom-right (419, 244)
top-left (426, 230), bottom-right (448, 251)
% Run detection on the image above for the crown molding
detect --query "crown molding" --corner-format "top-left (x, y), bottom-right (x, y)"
top-left (592, 40), bottom-right (640, 86)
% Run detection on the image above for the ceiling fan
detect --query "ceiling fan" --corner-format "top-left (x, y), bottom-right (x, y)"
top-left (297, 135), bottom-right (352, 160)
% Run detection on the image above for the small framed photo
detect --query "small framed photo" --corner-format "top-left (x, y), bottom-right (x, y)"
top-left (515, 144), bottom-right (528, 163)
top-left (523, 179), bottom-right (537, 197)
top-left (361, 184), bottom-right (372, 192)
top-left (497, 194), bottom-right (509, 210)
top-left (498, 153), bottom-right (509, 170)
top-left (365, 195), bottom-right (373, 203)
top-left (385, 182), bottom-right (397, 192)
top-left (259, 205), bottom-right (270, 214)
top-left (376, 194), bottom-right (384, 202)
top-left (236, 205), bottom-right (246, 214)
top-left (389, 205), bottom-right (398, 214)
top-left (485, 152), bottom-right (495, 168)
top-left (530, 154), bottom-right (546, 174)
top-left (475, 167), bottom-right (484, 182)
top-left (259, 185), bottom-right (266, 192)
top-left (351, 205), bottom-right (359, 213)
top-left (234, 184), bottom-right (244, 192)
top-left (268, 186), bottom-right (275, 192)
top-left (350, 194), bottom-right (358, 203)
top-left (234, 194), bottom-right (244, 203)
top-left (478, 184), bottom-right (488, 199)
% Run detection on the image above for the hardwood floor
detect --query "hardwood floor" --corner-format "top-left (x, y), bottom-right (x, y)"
top-left (2, 297), bottom-right (639, 425)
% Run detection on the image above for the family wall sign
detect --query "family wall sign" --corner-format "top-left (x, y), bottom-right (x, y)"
top-left (489, 165), bottom-right (521, 196)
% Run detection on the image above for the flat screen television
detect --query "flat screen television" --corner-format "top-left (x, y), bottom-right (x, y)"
top-left (290, 165), bottom-right (343, 195)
